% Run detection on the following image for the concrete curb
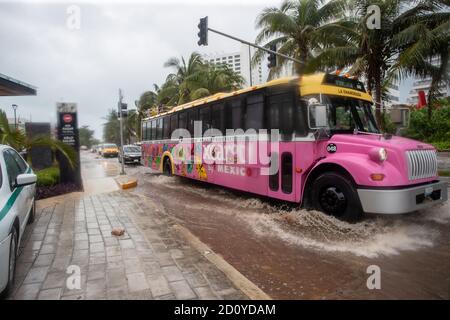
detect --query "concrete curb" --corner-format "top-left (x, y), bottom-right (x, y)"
top-left (173, 224), bottom-right (272, 301)
top-left (114, 176), bottom-right (138, 189)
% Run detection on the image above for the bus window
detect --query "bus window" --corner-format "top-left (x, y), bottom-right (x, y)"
top-left (269, 152), bottom-right (279, 191)
top-left (281, 152), bottom-right (293, 194)
top-left (150, 120), bottom-right (156, 140)
top-left (179, 112), bottom-right (187, 130)
top-left (149, 121), bottom-right (152, 140)
top-left (170, 114), bottom-right (178, 138)
top-left (163, 116), bottom-right (170, 139)
top-left (199, 106), bottom-right (211, 133)
top-left (142, 121), bottom-right (147, 140)
top-left (230, 99), bottom-right (242, 130)
top-left (188, 108), bottom-right (198, 136)
top-left (156, 118), bottom-right (163, 140)
top-left (295, 98), bottom-right (308, 137)
top-left (268, 92), bottom-right (294, 139)
top-left (245, 94), bottom-right (264, 131)
top-left (211, 103), bottom-right (225, 133)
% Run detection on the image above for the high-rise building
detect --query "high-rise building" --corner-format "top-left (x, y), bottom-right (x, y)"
top-left (203, 44), bottom-right (264, 86)
top-left (385, 82), bottom-right (400, 107)
top-left (407, 57), bottom-right (450, 105)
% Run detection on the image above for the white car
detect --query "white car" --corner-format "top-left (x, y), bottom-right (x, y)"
top-left (0, 145), bottom-right (37, 297)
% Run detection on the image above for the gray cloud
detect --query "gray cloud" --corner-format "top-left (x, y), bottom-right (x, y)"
top-left (0, 1), bottom-right (274, 139)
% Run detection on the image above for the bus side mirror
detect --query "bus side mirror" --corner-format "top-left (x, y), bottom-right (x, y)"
top-left (308, 104), bottom-right (328, 128)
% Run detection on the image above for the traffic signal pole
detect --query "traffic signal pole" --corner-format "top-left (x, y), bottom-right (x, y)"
top-left (118, 88), bottom-right (125, 175)
top-left (206, 26), bottom-right (304, 67)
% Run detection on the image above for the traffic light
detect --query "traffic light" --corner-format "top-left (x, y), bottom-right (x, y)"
top-left (197, 16), bottom-right (208, 46)
top-left (267, 44), bottom-right (277, 68)
top-left (118, 102), bottom-right (127, 117)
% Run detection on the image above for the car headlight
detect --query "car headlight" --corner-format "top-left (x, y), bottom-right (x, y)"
top-left (378, 148), bottom-right (388, 161)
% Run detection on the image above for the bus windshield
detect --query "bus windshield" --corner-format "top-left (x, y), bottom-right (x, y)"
top-left (308, 95), bottom-right (379, 134)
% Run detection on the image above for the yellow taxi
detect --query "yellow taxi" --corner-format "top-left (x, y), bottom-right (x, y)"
top-left (101, 143), bottom-right (119, 158)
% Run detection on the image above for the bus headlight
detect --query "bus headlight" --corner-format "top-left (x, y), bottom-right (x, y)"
top-left (378, 148), bottom-right (388, 162)
top-left (369, 147), bottom-right (388, 162)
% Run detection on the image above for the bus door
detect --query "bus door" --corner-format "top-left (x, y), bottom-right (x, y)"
top-left (266, 90), bottom-right (297, 202)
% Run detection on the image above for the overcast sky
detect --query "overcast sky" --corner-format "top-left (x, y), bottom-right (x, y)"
top-left (1, 0), bottom-right (413, 140)
top-left (0, 0), bottom-right (275, 139)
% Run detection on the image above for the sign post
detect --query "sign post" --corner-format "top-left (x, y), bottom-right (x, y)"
top-left (56, 102), bottom-right (82, 189)
top-left (118, 89), bottom-right (126, 175)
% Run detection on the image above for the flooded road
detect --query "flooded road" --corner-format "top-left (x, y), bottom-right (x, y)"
top-left (82, 152), bottom-right (450, 299)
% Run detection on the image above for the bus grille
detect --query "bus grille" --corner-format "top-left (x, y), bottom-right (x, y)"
top-left (406, 149), bottom-right (437, 180)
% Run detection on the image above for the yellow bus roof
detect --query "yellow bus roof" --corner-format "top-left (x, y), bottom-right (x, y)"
top-left (144, 73), bottom-right (373, 120)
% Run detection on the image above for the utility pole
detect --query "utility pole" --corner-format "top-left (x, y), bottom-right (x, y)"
top-left (118, 89), bottom-right (125, 175)
top-left (12, 104), bottom-right (18, 129)
top-left (248, 45), bottom-right (253, 86)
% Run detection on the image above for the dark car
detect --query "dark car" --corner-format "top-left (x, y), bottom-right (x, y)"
top-left (119, 145), bottom-right (141, 164)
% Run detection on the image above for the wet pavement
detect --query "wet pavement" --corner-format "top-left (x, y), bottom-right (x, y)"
top-left (7, 152), bottom-right (248, 300)
top-left (120, 153), bottom-right (450, 300)
top-left (81, 152), bottom-right (120, 195)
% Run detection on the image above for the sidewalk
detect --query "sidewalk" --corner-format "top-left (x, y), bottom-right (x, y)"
top-left (9, 191), bottom-right (249, 300)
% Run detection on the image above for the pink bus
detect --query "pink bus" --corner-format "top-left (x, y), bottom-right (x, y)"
top-left (141, 73), bottom-right (447, 221)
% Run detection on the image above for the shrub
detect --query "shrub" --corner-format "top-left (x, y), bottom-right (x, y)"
top-left (431, 141), bottom-right (450, 152)
top-left (36, 167), bottom-right (60, 187)
top-left (381, 111), bottom-right (397, 134)
top-left (402, 102), bottom-right (450, 143)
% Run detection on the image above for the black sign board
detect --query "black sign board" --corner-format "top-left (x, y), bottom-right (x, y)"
top-left (56, 103), bottom-right (82, 189)
top-left (323, 74), bottom-right (366, 92)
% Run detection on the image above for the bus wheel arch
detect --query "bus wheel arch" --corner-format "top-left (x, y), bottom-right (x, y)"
top-left (302, 163), bottom-right (362, 222)
top-left (162, 156), bottom-right (173, 175)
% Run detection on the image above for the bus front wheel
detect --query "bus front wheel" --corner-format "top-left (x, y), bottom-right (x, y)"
top-left (311, 172), bottom-right (362, 222)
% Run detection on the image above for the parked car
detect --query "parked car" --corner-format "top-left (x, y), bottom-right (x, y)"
top-left (0, 145), bottom-right (37, 297)
top-left (119, 145), bottom-right (141, 164)
top-left (101, 143), bottom-right (119, 158)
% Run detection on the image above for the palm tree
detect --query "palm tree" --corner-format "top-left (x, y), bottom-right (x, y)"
top-left (253, 0), bottom-right (346, 78)
top-left (102, 109), bottom-right (120, 145)
top-left (164, 52), bottom-right (205, 105)
top-left (135, 86), bottom-right (159, 139)
top-left (162, 52), bottom-right (244, 104)
top-left (391, 0), bottom-right (450, 119)
top-left (0, 109), bottom-right (76, 168)
top-left (307, 0), bottom-right (449, 126)
top-left (187, 63), bottom-right (245, 100)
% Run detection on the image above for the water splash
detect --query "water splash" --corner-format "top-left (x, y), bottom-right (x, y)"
top-left (144, 172), bottom-right (446, 258)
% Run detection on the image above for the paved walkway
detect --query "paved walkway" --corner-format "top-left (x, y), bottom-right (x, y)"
top-left (9, 191), bottom-right (247, 300)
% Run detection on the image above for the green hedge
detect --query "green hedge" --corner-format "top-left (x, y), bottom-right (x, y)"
top-left (36, 167), bottom-right (60, 187)
top-left (431, 141), bottom-right (450, 152)
top-left (402, 102), bottom-right (450, 143)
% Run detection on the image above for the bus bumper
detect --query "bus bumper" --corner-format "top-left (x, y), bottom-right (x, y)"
top-left (357, 181), bottom-right (448, 214)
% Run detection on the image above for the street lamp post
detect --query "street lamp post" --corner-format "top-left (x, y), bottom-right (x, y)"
top-left (11, 104), bottom-right (18, 129)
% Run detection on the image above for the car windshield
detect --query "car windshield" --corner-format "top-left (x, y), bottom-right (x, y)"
top-left (307, 95), bottom-right (379, 133)
top-left (124, 146), bottom-right (140, 153)
top-left (104, 144), bottom-right (117, 148)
